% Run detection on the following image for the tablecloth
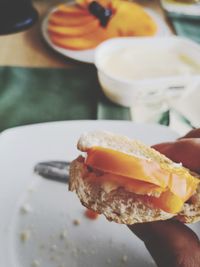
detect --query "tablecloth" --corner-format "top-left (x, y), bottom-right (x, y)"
top-left (0, 66), bottom-right (131, 132)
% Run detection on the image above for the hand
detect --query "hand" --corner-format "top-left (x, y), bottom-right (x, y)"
top-left (152, 128), bottom-right (200, 174)
top-left (129, 128), bottom-right (200, 267)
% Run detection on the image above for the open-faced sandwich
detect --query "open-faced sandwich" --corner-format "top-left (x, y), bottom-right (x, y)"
top-left (69, 131), bottom-right (200, 224)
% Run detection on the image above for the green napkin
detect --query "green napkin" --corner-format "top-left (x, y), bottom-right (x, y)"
top-left (0, 66), bottom-right (131, 132)
top-left (169, 14), bottom-right (200, 44)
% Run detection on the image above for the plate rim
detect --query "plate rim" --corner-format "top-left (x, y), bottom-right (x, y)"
top-left (0, 119), bottom-right (179, 139)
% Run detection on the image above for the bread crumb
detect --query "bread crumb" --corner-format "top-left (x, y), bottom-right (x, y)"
top-left (90, 249), bottom-right (96, 255)
top-left (106, 258), bottom-right (112, 264)
top-left (73, 219), bottom-right (80, 226)
top-left (20, 230), bottom-right (31, 242)
top-left (172, 162), bottom-right (182, 168)
top-left (81, 248), bottom-right (88, 254)
top-left (91, 235), bottom-right (97, 241)
top-left (121, 255), bottom-right (128, 263)
top-left (49, 234), bottom-right (54, 240)
top-left (31, 260), bottom-right (40, 267)
top-left (71, 247), bottom-right (78, 257)
top-left (49, 255), bottom-right (59, 262)
top-left (28, 187), bottom-right (35, 193)
top-left (60, 230), bottom-right (68, 240)
top-left (20, 203), bottom-right (32, 214)
top-left (50, 244), bottom-right (57, 251)
top-left (58, 250), bottom-right (65, 256)
top-left (39, 244), bottom-right (45, 249)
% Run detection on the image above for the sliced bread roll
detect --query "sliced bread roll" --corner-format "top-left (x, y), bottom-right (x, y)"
top-left (69, 131), bottom-right (200, 224)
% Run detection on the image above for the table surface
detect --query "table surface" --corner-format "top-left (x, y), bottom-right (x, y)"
top-left (0, 0), bottom-right (172, 68)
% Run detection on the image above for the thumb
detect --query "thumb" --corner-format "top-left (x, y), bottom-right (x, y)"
top-left (129, 220), bottom-right (200, 267)
top-left (181, 129), bottom-right (200, 139)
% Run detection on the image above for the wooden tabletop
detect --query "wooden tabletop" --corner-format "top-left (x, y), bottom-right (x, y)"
top-left (0, 0), bottom-right (172, 68)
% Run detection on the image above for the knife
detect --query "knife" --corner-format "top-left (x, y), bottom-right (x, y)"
top-left (34, 161), bottom-right (70, 183)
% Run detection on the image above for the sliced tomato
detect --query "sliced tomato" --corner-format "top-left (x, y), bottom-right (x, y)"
top-left (85, 209), bottom-right (99, 220)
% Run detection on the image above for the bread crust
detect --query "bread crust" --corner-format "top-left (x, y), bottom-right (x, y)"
top-left (69, 157), bottom-right (174, 224)
top-left (77, 131), bottom-right (173, 164)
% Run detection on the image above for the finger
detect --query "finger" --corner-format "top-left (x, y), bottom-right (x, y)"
top-left (152, 139), bottom-right (200, 174)
top-left (180, 129), bottom-right (200, 139)
top-left (152, 142), bottom-right (174, 155)
top-left (129, 220), bottom-right (200, 267)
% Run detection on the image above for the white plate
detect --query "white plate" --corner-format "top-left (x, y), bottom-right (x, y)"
top-left (0, 120), bottom-right (198, 267)
top-left (42, 5), bottom-right (170, 64)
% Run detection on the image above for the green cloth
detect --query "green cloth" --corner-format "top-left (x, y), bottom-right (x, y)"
top-left (167, 13), bottom-right (200, 44)
top-left (0, 66), bottom-right (131, 132)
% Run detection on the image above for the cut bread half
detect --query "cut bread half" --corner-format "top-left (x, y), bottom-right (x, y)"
top-left (69, 131), bottom-right (200, 224)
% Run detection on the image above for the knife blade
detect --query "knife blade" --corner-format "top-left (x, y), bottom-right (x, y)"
top-left (34, 161), bottom-right (70, 183)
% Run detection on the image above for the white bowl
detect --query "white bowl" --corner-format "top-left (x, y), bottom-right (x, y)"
top-left (94, 36), bottom-right (200, 107)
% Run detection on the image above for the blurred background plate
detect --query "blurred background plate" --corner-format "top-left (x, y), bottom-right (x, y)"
top-left (0, 120), bottom-right (182, 267)
top-left (41, 6), bottom-right (171, 63)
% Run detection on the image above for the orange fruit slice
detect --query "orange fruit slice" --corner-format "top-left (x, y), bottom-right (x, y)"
top-left (49, 28), bottom-right (109, 50)
top-left (48, 19), bottom-right (99, 37)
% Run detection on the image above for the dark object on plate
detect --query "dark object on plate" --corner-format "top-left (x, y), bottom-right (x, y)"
top-left (0, 0), bottom-right (38, 35)
top-left (34, 161), bottom-right (70, 183)
top-left (88, 1), bottom-right (112, 27)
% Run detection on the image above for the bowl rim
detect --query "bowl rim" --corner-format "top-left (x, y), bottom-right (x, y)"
top-left (94, 36), bottom-right (200, 86)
